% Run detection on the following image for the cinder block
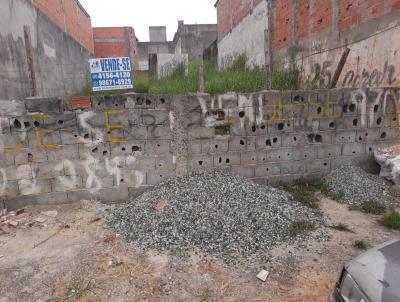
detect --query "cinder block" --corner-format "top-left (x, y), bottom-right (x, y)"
top-left (335, 115), bottom-right (362, 130)
top-left (0, 100), bottom-right (25, 116)
top-left (0, 132), bottom-right (29, 149)
top-left (213, 152), bottom-right (241, 167)
top-left (110, 140), bottom-right (145, 156)
top-left (25, 97), bottom-right (61, 113)
top-left (255, 164), bottom-right (281, 177)
top-left (228, 136), bottom-right (256, 151)
top-left (155, 156), bottom-right (176, 172)
top-left (128, 157), bottom-right (156, 171)
top-left (231, 165), bottom-right (255, 178)
top-left (281, 133), bottom-right (307, 147)
top-left (5, 164), bottom-right (32, 181)
top-left (91, 95), bottom-right (126, 110)
top-left (306, 159), bottom-right (330, 174)
top-left (42, 112), bottom-right (77, 129)
top-left (229, 123), bottom-right (247, 136)
top-left (0, 180), bottom-right (19, 198)
top-left (291, 147), bottom-right (317, 161)
top-left (147, 125), bottom-right (172, 139)
top-left (83, 175), bottom-right (115, 190)
top-left (280, 163), bottom-right (291, 175)
top-left (30, 162), bottom-right (64, 179)
top-left (60, 128), bottom-right (92, 145)
top-left (290, 161), bottom-right (307, 174)
top-left (52, 176), bottom-right (83, 192)
top-left (14, 148), bottom-right (47, 165)
top-left (0, 152), bottom-right (15, 166)
top-left (0, 117), bottom-right (10, 134)
top-left (125, 125), bottom-right (148, 140)
top-left (76, 110), bottom-right (105, 128)
top-left (105, 109), bottom-right (135, 126)
top-left (202, 138), bottom-right (229, 154)
top-left (188, 127), bottom-right (215, 139)
top-left (145, 140), bottom-right (171, 155)
top-left (154, 95), bottom-right (172, 110)
top-left (47, 144), bottom-right (80, 161)
top-left (142, 110), bottom-right (169, 125)
top-left (356, 128), bottom-right (381, 142)
top-left (187, 140), bottom-right (202, 154)
top-left (317, 145), bottom-right (342, 159)
top-left (240, 151), bottom-right (267, 165)
top-left (251, 177), bottom-right (267, 185)
top-left (332, 131), bottom-right (357, 143)
top-left (79, 143), bottom-right (111, 159)
top-left (120, 169), bottom-right (146, 188)
top-left (266, 148), bottom-right (293, 162)
top-left (293, 118), bottom-right (319, 132)
top-left (386, 128), bottom-right (400, 141)
top-left (268, 121), bottom-right (293, 134)
top-left (28, 129), bottom-right (61, 149)
top-left (342, 143), bottom-right (366, 156)
top-left (125, 93), bottom-right (156, 109)
top-left (146, 171), bottom-right (175, 186)
top-left (187, 155), bottom-right (213, 171)
top-left (306, 131), bottom-right (332, 145)
top-left (9, 116), bottom-right (34, 133)
top-left (255, 135), bottom-right (282, 150)
top-left (319, 119), bottom-right (337, 131)
top-left (18, 179), bottom-right (51, 196)
top-left (330, 155), bottom-right (377, 172)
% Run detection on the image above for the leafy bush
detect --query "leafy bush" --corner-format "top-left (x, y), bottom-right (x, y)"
top-left (353, 240), bottom-right (367, 250)
top-left (349, 201), bottom-right (387, 215)
top-left (288, 220), bottom-right (315, 237)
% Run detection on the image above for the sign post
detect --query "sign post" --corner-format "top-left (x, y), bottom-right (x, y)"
top-left (89, 57), bottom-right (133, 91)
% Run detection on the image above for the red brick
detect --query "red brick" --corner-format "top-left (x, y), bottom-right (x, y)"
top-left (71, 96), bottom-right (91, 110)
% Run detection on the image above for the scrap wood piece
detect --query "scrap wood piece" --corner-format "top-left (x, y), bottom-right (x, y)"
top-left (33, 224), bottom-right (67, 249)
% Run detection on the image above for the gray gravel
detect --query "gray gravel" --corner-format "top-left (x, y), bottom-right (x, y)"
top-left (324, 165), bottom-right (391, 206)
top-left (108, 170), bottom-right (322, 265)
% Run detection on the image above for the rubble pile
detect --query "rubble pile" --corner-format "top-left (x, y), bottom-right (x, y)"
top-left (374, 145), bottom-right (400, 185)
top-left (324, 165), bottom-right (391, 206)
top-left (108, 170), bottom-right (322, 265)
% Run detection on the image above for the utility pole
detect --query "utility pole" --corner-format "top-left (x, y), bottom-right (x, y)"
top-left (264, 0), bottom-right (273, 90)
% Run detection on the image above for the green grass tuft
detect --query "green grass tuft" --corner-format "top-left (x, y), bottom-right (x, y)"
top-left (288, 220), bottom-right (315, 237)
top-left (330, 223), bottom-right (354, 233)
top-left (380, 211), bottom-right (400, 230)
top-left (353, 240), bottom-right (367, 250)
top-left (350, 201), bottom-right (387, 215)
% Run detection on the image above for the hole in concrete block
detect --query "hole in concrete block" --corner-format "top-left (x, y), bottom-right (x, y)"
top-left (252, 125), bottom-right (257, 132)
top-left (240, 140), bottom-right (245, 146)
top-left (215, 144), bottom-right (218, 149)
top-left (27, 153), bottom-right (33, 162)
top-left (317, 107), bottom-right (322, 114)
top-left (58, 120), bottom-right (63, 125)
top-left (92, 147), bottom-right (98, 153)
top-left (238, 111), bottom-right (245, 118)
top-left (278, 155), bottom-right (281, 159)
top-left (157, 144), bottom-right (161, 147)
top-left (307, 134), bottom-right (315, 143)
top-left (84, 134), bottom-right (90, 139)
top-left (359, 136), bottom-right (362, 141)
top-left (353, 118), bottom-right (358, 126)
top-left (214, 110), bottom-right (225, 120)
top-left (349, 104), bottom-right (356, 112)
top-left (226, 158), bottom-right (230, 164)
top-left (369, 147), bottom-right (373, 151)
top-left (277, 123), bottom-right (284, 130)
top-left (266, 139), bottom-right (272, 146)
top-left (293, 95), bottom-right (304, 103)
top-left (14, 119), bottom-right (22, 129)
top-left (114, 103), bottom-right (118, 107)
top-left (315, 135), bottom-right (322, 143)
top-left (365, 133), bottom-right (369, 136)
top-left (103, 151), bottom-right (108, 156)
top-left (323, 162), bottom-right (328, 166)
top-left (146, 99), bottom-right (152, 105)
top-left (24, 122), bottom-right (30, 128)
top-left (120, 179), bottom-right (124, 183)
top-left (198, 161), bottom-right (203, 166)
top-left (160, 98), bottom-right (165, 104)
top-left (329, 122), bottom-right (335, 128)
top-left (352, 151), bottom-right (356, 154)
top-left (273, 138), bottom-right (278, 143)
top-left (33, 120), bottom-right (40, 127)
top-left (122, 147), bottom-right (126, 151)
top-left (377, 117), bottom-right (382, 125)
top-left (74, 134), bottom-right (78, 138)
top-left (374, 105), bottom-right (379, 113)
top-left (318, 18), bottom-right (323, 24)
top-left (107, 131), bottom-right (111, 134)
top-left (266, 168), bottom-right (269, 171)
top-left (132, 146), bottom-right (141, 152)
top-left (342, 105), bottom-right (348, 113)
top-left (260, 125), bottom-right (266, 130)
top-left (293, 136), bottom-right (297, 141)
top-left (136, 97), bottom-right (143, 105)
top-left (219, 157), bottom-right (222, 163)
top-left (381, 132), bottom-right (387, 139)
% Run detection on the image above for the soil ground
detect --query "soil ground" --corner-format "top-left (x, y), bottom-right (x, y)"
top-left (0, 197), bottom-right (399, 302)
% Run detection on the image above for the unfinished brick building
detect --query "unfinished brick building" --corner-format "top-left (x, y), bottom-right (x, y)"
top-left (93, 27), bottom-right (139, 72)
top-left (215, 0), bottom-right (400, 89)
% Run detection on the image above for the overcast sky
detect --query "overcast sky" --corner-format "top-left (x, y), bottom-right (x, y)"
top-left (79, 0), bottom-right (217, 42)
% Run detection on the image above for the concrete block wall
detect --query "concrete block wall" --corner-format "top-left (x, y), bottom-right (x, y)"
top-left (1, 88), bottom-right (399, 209)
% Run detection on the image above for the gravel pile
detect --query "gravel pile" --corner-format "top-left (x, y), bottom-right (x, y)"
top-left (324, 165), bottom-right (391, 206)
top-left (108, 170), bottom-right (322, 265)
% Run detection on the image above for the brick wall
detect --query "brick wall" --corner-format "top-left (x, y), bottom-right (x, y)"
top-left (93, 27), bottom-right (139, 71)
top-left (31, 0), bottom-right (94, 54)
top-left (1, 88), bottom-right (399, 209)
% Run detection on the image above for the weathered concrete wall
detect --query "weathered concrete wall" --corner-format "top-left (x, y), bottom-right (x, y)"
top-left (217, 0), bottom-right (267, 67)
top-left (137, 41), bottom-right (171, 72)
top-left (0, 0), bottom-right (92, 101)
top-left (157, 54), bottom-right (189, 78)
top-left (1, 88), bottom-right (399, 209)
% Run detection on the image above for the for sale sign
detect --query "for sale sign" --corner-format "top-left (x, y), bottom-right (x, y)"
top-left (89, 57), bottom-right (133, 91)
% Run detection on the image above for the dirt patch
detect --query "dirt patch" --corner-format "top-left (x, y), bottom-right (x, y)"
top-left (0, 198), bottom-right (399, 302)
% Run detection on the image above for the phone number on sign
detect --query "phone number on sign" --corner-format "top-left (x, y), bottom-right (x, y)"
top-left (98, 79), bottom-right (132, 86)
top-left (97, 71), bottom-right (131, 80)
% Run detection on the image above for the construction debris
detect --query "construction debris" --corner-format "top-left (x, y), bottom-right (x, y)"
top-left (108, 170), bottom-right (322, 265)
top-left (324, 165), bottom-right (391, 206)
top-left (256, 269), bottom-right (270, 282)
top-left (375, 145), bottom-right (400, 185)
top-left (41, 210), bottom-right (58, 218)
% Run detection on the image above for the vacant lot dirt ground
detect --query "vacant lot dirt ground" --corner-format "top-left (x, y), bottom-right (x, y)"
top-left (0, 198), bottom-right (399, 302)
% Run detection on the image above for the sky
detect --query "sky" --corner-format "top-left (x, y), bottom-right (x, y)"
top-left (79, 0), bottom-right (217, 42)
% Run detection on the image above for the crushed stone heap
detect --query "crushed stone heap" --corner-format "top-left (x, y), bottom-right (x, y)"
top-left (324, 165), bottom-right (391, 206)
top-left (108, 170), bottom-right (322, 265)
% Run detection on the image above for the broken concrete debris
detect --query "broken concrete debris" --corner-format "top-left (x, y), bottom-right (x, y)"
top-left (108, 170), bottom-right (322, 266)
top-left (324, 166), bottom-right (392, 206)
top-left (375, 145), bottom-right (400, 185)
top-left (256, 269), bottom-right (270, 282)
top-left (41, 211), bottom-right (58, 218)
